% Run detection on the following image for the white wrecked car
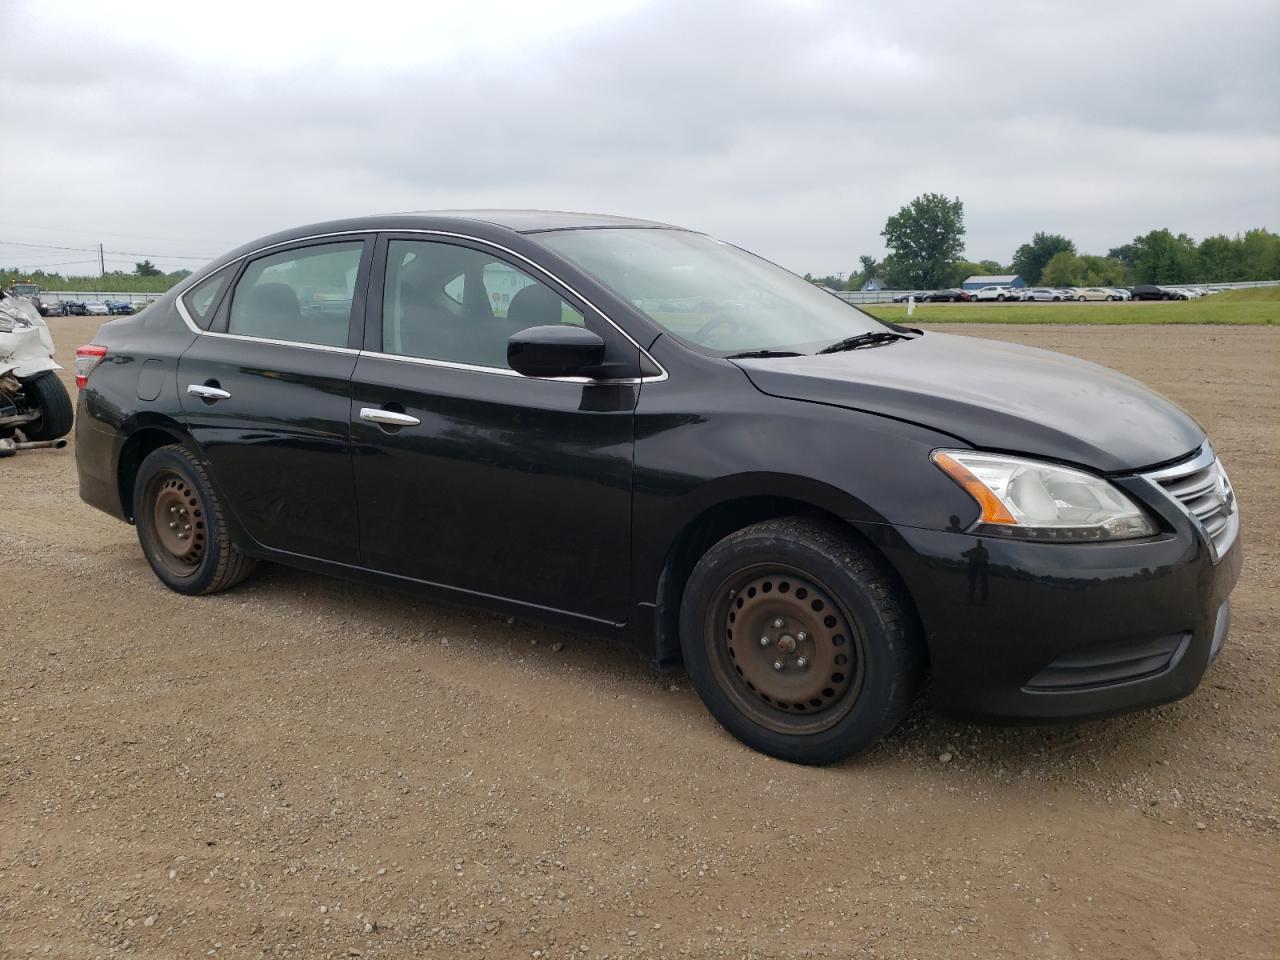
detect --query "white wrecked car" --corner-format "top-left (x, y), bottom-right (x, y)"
top-left (1, 289), bottom-right (74, 455)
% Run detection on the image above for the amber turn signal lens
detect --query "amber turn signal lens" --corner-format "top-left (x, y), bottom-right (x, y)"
top-left (932, 451), bottom-right (1018, 525)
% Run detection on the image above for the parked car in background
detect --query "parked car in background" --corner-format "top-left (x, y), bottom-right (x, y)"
top-left (1075, 287), bottom-right (1122, 301)
top-left (1161, 287), bottom-right (1193, 300)
top-left (1111, 288), bottom-right (1133, 300)
top-left (923, 289), bottom-right (969, 302)
top-left (105, 300), bottom-right (135, 315)
top-left (891, 291), bottom-right (930, 303)
top-left (969, 285), bottom-right (1017, 302)
top-left (58, 300), bottom-right (89, 315)
top-left (1023, 288), bottom-right (1066, 302)
top-left (84, 301), bottom-right (110, 316)
top-left (1131, 285), bottom-right (1169, 301)
top-left (73, 209), bottom-right (1241, 764)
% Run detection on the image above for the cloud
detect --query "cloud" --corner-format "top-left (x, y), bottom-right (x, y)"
top-left (1, 0), bottom-right (1276, 275)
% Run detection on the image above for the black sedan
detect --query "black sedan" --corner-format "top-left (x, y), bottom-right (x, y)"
top-left (73, 211), bottom-right (1241, 764)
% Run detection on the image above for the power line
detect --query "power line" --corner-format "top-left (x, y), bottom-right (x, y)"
top-left (0, 219), bottom-right (237, 245)
top-left (0, 238), bottom-right (214, 261)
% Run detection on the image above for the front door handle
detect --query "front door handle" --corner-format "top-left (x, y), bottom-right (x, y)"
top-left (187, 383), bottom-right (231, 400)
top-left (359, 407), bottom-right (421, 427)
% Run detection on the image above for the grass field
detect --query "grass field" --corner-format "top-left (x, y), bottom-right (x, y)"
top-left (863, 286), bottom-right (1280, 325)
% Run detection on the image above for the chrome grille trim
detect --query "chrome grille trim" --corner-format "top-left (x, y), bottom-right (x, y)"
top-left (1142, 444), bottom-right (1238, 561)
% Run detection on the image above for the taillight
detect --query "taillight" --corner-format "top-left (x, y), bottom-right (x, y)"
top-left (74, 344), bottom-right (108, 389)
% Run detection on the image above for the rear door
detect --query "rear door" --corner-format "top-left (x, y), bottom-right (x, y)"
top-left (348, 234), bottom-right (640, 623)
top-left (177, 236), bottom-right (372, 563)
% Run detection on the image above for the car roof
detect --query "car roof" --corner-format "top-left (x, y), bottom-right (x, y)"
top-left (202, 210), bottom-right (689, 277)
top-left (387, 209), bottom-right (680, 233)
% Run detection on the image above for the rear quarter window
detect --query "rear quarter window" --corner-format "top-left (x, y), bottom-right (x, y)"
top-left (180, 267), bottom-right (234, 329)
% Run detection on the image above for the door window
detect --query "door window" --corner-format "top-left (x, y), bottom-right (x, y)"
top-left (382, 240), bottom-right (584, 369)
top-left (228, 242), bottom-right (364, 347)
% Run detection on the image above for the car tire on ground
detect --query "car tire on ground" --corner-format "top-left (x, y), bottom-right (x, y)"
top-left (19, 372), bottom-right (74, 441)
top-left (133, 445), bottom-right (256, 596)
top-left (996, 294), bottom-right (1006, 301)
top-left (679, 517), bottom-right (924, 765)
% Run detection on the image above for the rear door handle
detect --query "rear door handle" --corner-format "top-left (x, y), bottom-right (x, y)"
top-left (187, 384), bottom-right (231, 400)
top-left (359, 407), bottom-right (421, 427)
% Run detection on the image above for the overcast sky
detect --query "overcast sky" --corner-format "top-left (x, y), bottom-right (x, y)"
top-left (1, 0), bottom-right (1277, 277)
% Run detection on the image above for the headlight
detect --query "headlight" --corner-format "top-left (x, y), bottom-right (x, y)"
top-left (932, 450), bottom-right (1156, 541)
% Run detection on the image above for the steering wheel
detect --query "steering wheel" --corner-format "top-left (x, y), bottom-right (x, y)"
top-left (693, 314), bottom-right (744, 343)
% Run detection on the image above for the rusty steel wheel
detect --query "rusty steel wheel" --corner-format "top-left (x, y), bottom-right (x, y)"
top-left (707, 564), bottom-right (866, 735)
top-left (143, 469), bottom-right (208, 577)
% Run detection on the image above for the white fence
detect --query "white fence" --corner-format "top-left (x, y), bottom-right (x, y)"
top-left (38, 291), bottom-right (160, 306)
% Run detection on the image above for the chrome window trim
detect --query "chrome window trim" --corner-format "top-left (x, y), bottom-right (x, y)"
top-left (173, 228), bottom-right (669, 384)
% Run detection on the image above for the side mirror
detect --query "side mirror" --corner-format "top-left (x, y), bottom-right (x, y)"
top-left (507, 325), bottom-right (606, 379)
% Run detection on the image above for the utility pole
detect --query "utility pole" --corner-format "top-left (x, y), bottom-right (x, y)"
top-left (98, 243), bottom-right (105, 277)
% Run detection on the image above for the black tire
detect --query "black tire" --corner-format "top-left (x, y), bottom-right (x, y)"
top-left (19, 372), bottom-right (74, 441)
top-left (679, 518), bottom-right (924, 765)
top-left (133, 445), bottom-right (256, 595)
top-left (996, 294), bottom-right (1006, 301)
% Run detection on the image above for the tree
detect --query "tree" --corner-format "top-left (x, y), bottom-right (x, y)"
top-left (1010, 233), bottom-right (1075, 284)
top-left (1129, 229), bottom-right (1199, 284)
top-left (1237, 228), bottom-right (1280, 281)
top-left (852, 255), bottom-right (881, 287)
top-left (134, 259), bottom-right (162, 277)
top-left (880, 193), bottom-right (965, 289)
top-left (1107, 243), bottom-right (1138, 268)
top-left (1040, 251), bottom-right (1085, 287)
top-left (978, 259), bottom-right (1005, 275)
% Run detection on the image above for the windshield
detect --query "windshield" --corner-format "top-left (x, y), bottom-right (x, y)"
top-left (534, 228), bottom-right (887, 354)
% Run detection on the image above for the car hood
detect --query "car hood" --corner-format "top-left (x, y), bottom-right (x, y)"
top-left (734, 332), bottom-right (1204, 473)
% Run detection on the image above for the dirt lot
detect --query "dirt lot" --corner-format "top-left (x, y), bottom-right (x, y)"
top-left (2, 318), bottom-right (1276, 959)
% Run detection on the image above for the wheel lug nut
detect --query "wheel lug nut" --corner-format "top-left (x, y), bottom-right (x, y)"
top-left (759, 636), bottom-right (770, 647)
top-left (168, 521), bottom-right (177, 529)
top-left (796, 657), bottom-right (808, 668)
top-left (772, 618), bottom-right (784, 629)
top-left (773, 660), bottom-right (784, 671)
top-left (797, 631), bottom-right (808, 643)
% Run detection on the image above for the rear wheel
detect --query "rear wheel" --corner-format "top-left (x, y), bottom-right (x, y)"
top-left (133, 446), bottom-right (256, 595)
top-left (679, 518), bottom-right (923, 765)
top-left (19, 372), bottom-right (74, 441)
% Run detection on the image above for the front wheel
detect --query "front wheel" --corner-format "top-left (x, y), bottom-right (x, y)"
top-left (133, 446), bottom-right (256, 595)
top-left (679, 518), bottom-right (924, 764)
top-left (19, 372), bottom-right (74, 441)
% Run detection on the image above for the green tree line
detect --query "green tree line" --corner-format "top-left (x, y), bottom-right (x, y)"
top-left (1, 260), bottom-right (191, 294)
top-left (809, 195), bottom-right (1280, 290)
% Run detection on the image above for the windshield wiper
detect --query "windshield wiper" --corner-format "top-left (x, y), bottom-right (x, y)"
top-left (723, 349), bottom-right (804, 359)
top-left (816, 331), bottom-right (912, 354)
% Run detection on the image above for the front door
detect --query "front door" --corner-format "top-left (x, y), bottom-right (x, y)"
top-left (178, 237), bottom-right (371, 563)
top-left (349, 235), bottom-right (638, 624)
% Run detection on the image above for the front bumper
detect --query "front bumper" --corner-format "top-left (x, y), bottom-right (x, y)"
top-left (865, 509), bottom-right (1242, 722)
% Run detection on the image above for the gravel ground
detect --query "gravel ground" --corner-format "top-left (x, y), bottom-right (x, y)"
top-left (1, 319), bottom-right (1276, 959)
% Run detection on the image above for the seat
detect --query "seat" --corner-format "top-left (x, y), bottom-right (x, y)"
top-left (506, 282), bottom-right (564, 331)
top-left (237, 282), bottom-right (302, 341)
